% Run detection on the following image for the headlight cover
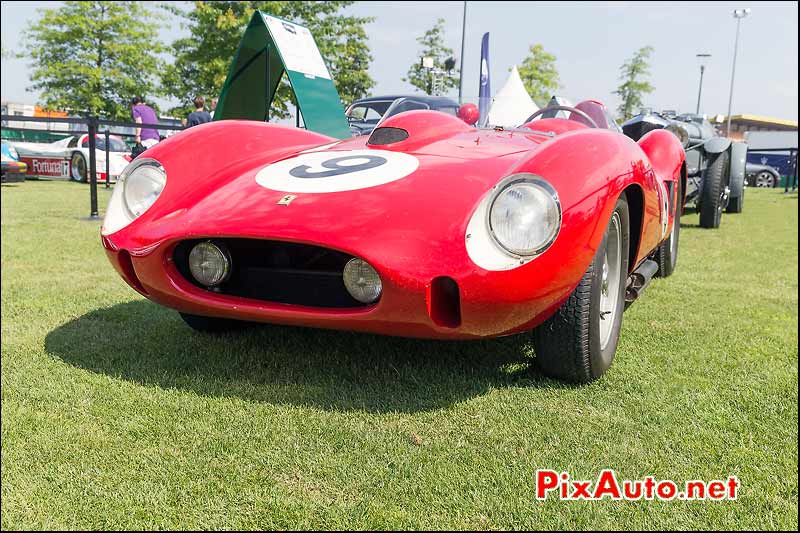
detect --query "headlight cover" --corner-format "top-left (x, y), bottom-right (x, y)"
top-left (101, 157), bottom-right (166, 236)
top-left (487, 176), bottom-right (561, 257)
top-left (123, 159), bottom-right (167, 219)
top-left (8, 146), bottom-right (18, 159)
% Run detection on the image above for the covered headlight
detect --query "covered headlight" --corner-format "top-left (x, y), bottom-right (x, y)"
top-left (102, 157), bottom-right (166, 236)
top-left (8, 146), bottom-right (19, 159)
top-left (343, 258), bottom-right (382, 303)
top-left (665, 123), bottom-right (690, 148)
top-left (123, 159), bottom-right (166, 218)
top-left (189, 241), bottom-right (231, 287)
top-left (487, 176), bottom-right (561, 256)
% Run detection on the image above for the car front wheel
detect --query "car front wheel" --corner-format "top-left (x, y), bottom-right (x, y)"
top-left (532, 194), bottom-right (630, 383)
top-left (70, 152), bottom-right (87, 182)
top-left (655, 180), bottom-right (681, 277)
top-left (755, 171), bottom-right (776, 188)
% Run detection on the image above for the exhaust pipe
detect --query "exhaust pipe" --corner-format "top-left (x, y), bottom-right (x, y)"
top-left (625, 259), bottom-right (659, 308)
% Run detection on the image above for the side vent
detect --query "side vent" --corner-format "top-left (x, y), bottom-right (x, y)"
top-left (427, 276), bottom-right (462, 328)
top-left (118, 250), bottom-right (147, 295)
top-left (368, 127), bottom-right (409, 146)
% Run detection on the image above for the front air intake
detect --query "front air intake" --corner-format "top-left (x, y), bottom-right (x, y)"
top-left (427, 276), bottom-right (462, 328)
top-left (173, 239), bottom-right (374, 308)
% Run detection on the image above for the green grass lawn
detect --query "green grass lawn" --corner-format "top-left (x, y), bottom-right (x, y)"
top-left (1, 181), bottom-right (797, 530)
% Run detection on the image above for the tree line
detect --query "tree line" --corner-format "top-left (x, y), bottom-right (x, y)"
top-left (19, 0), bottom-right (655, 122)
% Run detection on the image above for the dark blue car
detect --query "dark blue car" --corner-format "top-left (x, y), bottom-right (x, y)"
top-left (346, 95), bottom-right (460, 136)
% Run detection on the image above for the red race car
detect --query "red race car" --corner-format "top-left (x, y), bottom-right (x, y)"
top-left (101, 100), bottom-right (685, 383)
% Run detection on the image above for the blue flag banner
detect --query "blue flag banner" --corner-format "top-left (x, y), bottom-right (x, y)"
top-left (478, 32), bottom-right (491, 124)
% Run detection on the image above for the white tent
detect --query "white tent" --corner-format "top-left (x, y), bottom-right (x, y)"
top-left (486, 65), bottom-right (539, 127)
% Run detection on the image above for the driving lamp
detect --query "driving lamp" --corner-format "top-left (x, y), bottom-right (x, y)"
top-left (488, 176), bottom-right (561, 256)
top-left (189, 241), bottom-right (231, 287)
top-left (343, 258), bottom-right (382, 303)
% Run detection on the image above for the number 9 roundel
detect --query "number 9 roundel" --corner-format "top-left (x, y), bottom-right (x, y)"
top-left (255, 149), bottom-right (419, 193)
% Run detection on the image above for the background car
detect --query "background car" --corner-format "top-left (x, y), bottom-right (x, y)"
top-left (346, 95), bottom-right (460, 136)
top-left (622, 110), bottom-right (747, 228)
top-left (1, 140), bottom-right (27, 183)
top-left (12, 133), bottom-right (131, 183)
top-left (746, 162), bottom-right (781, 188)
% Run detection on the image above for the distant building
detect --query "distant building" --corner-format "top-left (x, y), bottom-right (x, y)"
top-left (711, 114), bottom-right (798, 142)
top-left (1, 101), bottom-right (69, 131)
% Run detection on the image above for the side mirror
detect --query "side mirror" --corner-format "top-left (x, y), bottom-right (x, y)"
top-left (457, 103), bottom-right (480, 126)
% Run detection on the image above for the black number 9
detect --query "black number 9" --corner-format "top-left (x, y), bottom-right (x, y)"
top-left (289, 155), bottom-right (387, 179)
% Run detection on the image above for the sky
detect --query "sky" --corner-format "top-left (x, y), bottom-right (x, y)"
top-left (1, 1), bottom-right (798, 121)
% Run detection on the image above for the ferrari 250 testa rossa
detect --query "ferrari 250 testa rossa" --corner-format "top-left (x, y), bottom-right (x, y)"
top-left (102, 100), bottom-right (686, 383)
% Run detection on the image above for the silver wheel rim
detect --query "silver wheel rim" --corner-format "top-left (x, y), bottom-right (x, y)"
top-left (599, 212), bottom-right (622, 350)
top-left (71, 154), bottom-right (85, 181)
top-left (756, 172), bottom-right (773, 188)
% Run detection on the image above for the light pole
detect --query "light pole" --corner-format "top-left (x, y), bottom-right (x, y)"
top-left (458, 1), bottom-right (467, 104)
top-left (695, 53), bottom-right (711, 114)
top-left (726, 8), bottom-right (750, 137)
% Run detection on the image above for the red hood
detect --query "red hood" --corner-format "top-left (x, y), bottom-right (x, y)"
top-left (112, 116), bottom-right (559, 277)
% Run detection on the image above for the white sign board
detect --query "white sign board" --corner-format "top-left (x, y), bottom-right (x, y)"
top-left (263, 15), bottom-right (331, 80)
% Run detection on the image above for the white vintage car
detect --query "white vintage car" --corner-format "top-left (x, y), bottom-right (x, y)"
top-left (12, 134), bottom-right (131, 183)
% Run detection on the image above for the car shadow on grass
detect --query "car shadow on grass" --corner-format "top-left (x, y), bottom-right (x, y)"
top-left (45, 300), bottom-right (571, 413)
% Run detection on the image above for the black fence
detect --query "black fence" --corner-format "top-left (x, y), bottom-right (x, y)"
top-left (0, 114), bottom-right (185, 218)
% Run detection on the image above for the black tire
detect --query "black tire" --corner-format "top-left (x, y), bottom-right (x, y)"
top-left (532, 194), bottom-right (630, 383)
top-left (179, 312), bottom-right (253, 333)
top-left (70, 152), bottom-right (88, 182)
top-left (655, 179), bottom-right (681, 277)
top-left (698, 151), bottom-right (729, 229)
top-left (726, 191), bottom-right (744, 213)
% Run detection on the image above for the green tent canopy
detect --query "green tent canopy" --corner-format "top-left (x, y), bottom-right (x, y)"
top-left (214, 11), bottom-right (351, 139)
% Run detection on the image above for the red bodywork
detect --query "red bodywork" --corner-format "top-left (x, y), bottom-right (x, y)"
top-left (102, 110), bottom-right (685, 339)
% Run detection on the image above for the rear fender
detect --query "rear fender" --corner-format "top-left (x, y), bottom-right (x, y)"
top-left (637, 128), bottom-right (685, 183)
top-left (729, 142), bottom-right (747, 198)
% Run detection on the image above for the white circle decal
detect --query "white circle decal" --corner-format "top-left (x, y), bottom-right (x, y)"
top-left (255, 149), bottom-right (419, 193)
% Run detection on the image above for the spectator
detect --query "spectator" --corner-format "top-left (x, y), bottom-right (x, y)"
top-left (131, 96), bottom-right (160, 148)
top-left (209, 97), bottom-right (218, 120)
top-left (186, 96), bottom-right (211, 128)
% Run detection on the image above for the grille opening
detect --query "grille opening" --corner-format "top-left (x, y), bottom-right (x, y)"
top-left (173, 239), bottom-right (371, 308)
top-left (427, 276), bottom-right (461, 328)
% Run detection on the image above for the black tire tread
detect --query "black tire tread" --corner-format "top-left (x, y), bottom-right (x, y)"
top-left (699, 151), bottom-right (728, 228)
top-left (532, 265), bottom-right (594, 383)
top-left (726, 192), bottom-right (743, 213)
top-left (655, 180), bottom-right (681, 277)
